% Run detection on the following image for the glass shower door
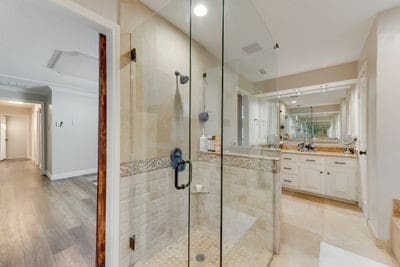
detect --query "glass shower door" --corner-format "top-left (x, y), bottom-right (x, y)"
top-left (121, 0), bottom-right (278, 265)
top-left (121, 0), bottom-right (193, 265)
top-left (120, 0), bottom-right (224, 266)
top-left (189, 0), bottom-right (224, 265)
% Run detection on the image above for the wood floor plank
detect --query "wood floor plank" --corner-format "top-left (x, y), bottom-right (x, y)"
top-left (0, 160), bottom-right (97, 267)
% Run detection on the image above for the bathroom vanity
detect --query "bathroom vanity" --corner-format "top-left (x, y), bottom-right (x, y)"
top-left (281, 150), bottom-right (358, 203)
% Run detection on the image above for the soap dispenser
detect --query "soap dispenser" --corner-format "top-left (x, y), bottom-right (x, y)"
top-left (199, 127), bottom-right (208, 152)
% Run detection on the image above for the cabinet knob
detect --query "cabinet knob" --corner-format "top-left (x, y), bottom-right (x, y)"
top-left (320, 171), bottom-right (323, 174)
top-left (327, 172), bottom-right (330, 175)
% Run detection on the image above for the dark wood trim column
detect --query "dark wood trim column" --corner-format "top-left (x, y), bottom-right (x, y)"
top-left (96, 33), bottom-right (107, 267)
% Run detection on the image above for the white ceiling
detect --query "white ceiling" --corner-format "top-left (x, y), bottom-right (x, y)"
top-left (140, 0), bottom-right (400, 81)
top-left (280, 88), bottom-right (348, 109)
top-left (0, 0), bottom-right (99, 91)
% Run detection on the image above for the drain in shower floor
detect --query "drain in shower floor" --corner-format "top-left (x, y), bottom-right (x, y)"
top-left (195, 253), bottom-right (206, 262)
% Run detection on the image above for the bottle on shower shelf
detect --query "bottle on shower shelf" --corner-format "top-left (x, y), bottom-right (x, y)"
top-left (207, 136), bottom-right (216, 152)
top-left (199, 128), bottom-right (208, 152)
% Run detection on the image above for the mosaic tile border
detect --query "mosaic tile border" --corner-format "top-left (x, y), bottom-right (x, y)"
top-left (121, 151), bottom-right (281, 177)
top-left (195, 152), bottom-right (280, 173)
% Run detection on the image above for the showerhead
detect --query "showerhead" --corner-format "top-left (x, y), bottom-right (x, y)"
top-left (175, 71), bottom-right (189, 85)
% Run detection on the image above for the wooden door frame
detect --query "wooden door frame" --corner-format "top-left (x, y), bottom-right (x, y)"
top-left (97, 33), bottom-right (107, 267)
top-left (51, 1), bottom-right (121, 266)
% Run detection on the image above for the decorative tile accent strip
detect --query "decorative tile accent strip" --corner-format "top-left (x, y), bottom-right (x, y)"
top-left (132, 157), bottom-right (170, 175)
top-left (193, 151), bottom-right (220, 163)
top-left (120, 151), bottom-right (281, 177)
top-left (120, 162), bottom-right (133, 177)
top-left (195, 152), bottom-right (280, 173)
top-left (224, 154), bottom-right (278, 173)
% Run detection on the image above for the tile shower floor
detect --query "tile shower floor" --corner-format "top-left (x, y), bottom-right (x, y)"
top-left (135, 227), bottom-right (272, 267)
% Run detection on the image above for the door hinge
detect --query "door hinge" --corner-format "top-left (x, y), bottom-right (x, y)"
top-left (131, 48), bottom-right (137, 62)
top-left (129, 235), bottom-right (136, 250)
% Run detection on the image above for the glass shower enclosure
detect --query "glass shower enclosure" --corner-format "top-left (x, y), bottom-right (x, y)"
top-left (119, 0), bottom-right (280, 266)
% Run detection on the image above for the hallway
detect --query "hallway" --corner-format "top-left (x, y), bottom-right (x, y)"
top-left (0, 160), bottom-right (97, 267)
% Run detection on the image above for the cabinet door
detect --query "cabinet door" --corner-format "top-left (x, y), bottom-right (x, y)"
top-left (300, 164), bottom-right (324, 194)
top-left (326, 166), bottom-right (356, 201)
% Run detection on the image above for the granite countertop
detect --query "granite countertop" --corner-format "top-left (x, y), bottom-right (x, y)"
top-left (281, 149), bottom-right (358, 158)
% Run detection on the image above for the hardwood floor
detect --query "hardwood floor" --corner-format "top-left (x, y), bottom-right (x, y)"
top-left (0, 159), bottom-right (97, 267)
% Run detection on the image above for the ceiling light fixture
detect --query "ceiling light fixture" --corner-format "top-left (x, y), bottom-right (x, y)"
top-left (8, 101), bottom-right (24, 105)
top-left (194, 4), bottom-right (207, 17)
top-left (291, 100), bottom-right (297, 104)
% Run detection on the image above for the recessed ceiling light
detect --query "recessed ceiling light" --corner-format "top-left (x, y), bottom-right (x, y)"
top-left (194, 4), bottom-right (207, 17)
top-left (8, 101), bottom-right (24, 105)
top-left (291, 100), bottom-right (297, 104)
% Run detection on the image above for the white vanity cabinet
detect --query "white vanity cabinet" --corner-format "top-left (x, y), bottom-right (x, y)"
top-left (325, 158), bottom-right (357, 201)
top-left (300, 163), bottom-right (324, 194)
top-left (281, 152), bottom-right (358, 202)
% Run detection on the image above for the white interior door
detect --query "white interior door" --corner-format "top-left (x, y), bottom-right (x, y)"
top-left (358, 66), bottom-right (368, 217)
top-left (0, 116), bottom-right (6, 161)
top-left (6, 115), bottom-right (28, 159)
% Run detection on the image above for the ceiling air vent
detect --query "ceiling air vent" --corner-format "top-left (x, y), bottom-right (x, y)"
top-left (48, 50), bottom-right (98, 81)
top-left (242, 42), bottom-right (263, 55)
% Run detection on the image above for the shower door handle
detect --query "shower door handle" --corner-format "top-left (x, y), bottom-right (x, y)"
top-left (174, 160), bottom-right (192, 190)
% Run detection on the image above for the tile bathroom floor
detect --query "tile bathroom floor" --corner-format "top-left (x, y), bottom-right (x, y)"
top-left (270, 190), bottom-right (399, 267)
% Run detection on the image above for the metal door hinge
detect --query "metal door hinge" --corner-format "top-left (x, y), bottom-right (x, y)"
top-left (131, 48), bottom-right (137, 62)
top-left (129, 235), bottom-right (136, 250)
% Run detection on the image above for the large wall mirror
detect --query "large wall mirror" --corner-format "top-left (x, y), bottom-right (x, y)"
top-left (282, 105), bottom-right (341, 142)
top-left (278, 86), bottom-right (354, 144)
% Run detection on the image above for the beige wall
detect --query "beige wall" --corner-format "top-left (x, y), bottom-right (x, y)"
top-left (119, 0), bottom-right (253, 162)
top-left (120, 0), bottom-right (219, 162)
top-left (0, 105), bottom-right (32, 116)
top-left (255, 61), bottom-right (358, 93)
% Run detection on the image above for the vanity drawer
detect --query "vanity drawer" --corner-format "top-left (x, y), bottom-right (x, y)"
top-left (281, 162), bottom-right (299, 174)
top-left (281, 173), bottom-right (299, 188)
top-left (300, 155), bottom-right (324, 165)
top-left (326, 157), bottom-right (357, 168)
top-left (282, 154), bottom-right (298, 164)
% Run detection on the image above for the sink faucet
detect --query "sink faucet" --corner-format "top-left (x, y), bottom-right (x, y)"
top-left (298, 140), bottom-right (316, 152)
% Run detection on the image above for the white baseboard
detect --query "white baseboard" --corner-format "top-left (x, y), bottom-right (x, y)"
top-left (46, 168), bottom-right (97, 181)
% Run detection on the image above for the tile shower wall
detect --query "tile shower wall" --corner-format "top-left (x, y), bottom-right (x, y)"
top-left (120, 164), bottom-right (189, 266)
top-left (119, 0), bottom-right (279, 266)
top-left (193, 152), bottom-right (279, 253)
top-left (119, 152), bottom-right (279, 266)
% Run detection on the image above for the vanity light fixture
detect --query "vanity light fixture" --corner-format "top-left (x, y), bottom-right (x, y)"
top-left (194, 4), bottom-right (208, 17)
top-left (291, 100), bottom-right (297, 104)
